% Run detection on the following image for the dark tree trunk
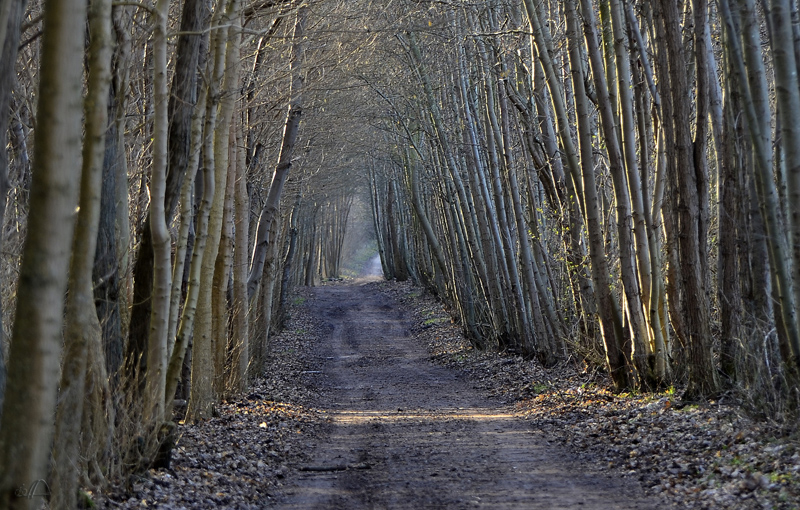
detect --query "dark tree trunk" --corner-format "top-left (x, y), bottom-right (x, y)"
top-left (125, 0), bottom-right (209, 380)
top-left (94, 84), bottom-right (123, 382)
top-left (718, 78), bottom-right (743, 381)
top-left (278, 225), bottom-right (298, 328)
top-left (657, 0), bottom-right (719, 397)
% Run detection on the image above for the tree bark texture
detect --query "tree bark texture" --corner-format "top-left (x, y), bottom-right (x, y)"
top-left (247, 4), bottom-right (308, 300)
top-left (50, 0), bottom-right (113, 503)
top-left (0, 0), bottom-right (85, 505)
top-left (126, 0), bottom-right (210, 384)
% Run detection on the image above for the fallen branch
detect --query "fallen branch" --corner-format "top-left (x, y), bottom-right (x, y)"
top-left (298, 462), bottom-right (371, 472)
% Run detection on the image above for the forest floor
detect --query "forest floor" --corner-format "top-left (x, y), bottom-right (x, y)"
top-left (95, 276), bottom-right (800, 509)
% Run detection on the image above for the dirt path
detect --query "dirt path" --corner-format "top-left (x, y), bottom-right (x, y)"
top-left (273, 282), bottom-right (665, 509)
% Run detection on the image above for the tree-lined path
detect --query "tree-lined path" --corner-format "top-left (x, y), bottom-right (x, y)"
top-left (4, 0), bottom-right (800, 508)
top-left (275, 282), bottom-right (659, 509)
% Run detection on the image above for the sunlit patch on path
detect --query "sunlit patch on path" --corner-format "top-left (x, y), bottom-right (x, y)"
top-left (274, 282), bottom-right (664, 509)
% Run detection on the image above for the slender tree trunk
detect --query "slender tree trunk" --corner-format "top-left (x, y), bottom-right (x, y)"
top-left (50, 0), bottom-right (112, 503)
top-left (770, 0), bottom-right (800, 360)
top-left (211, 0), bottom-right (241, 398)
top-left (165, 76), bottom-right (210, 409)
top-left (0, 0), bottom-right (85, 504)
top-left (126, 0), bottom-right (209, 383)
top-left (214, 148), bottom-right (235, 397)
top-left (478, 48), bottom-right (530, 349)
top-left (408, 148), bottom-right (448, 280)
top-left (580, 0), bottom-right (651, 386)
top-left (247, 4), bottom-right (308, 300)
top-left (523, 0), bottom-right (584, 210)
top-left (498, 70), bottom-right (561, 360)
top-left (144, 0), bottom-right (172, 426)
top-left (570, 0), bottom-right (629, 390)
top-left (186, 0), bottom-right (230, 422)
top-left (609, 0), bottom-right (657, 377)
top-left (278, 195), bottom-right (300, 329)
top-left (231, 104), bottom-right (250, 389)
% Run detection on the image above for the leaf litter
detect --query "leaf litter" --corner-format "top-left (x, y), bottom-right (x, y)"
top-left (94, 289), bottom-right (328, 509)
top-left (383, 280), bottom-right (800, 510)
top-left (94, 280), bottom-right (799, 509)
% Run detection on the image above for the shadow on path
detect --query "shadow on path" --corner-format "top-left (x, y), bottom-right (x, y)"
top-left (273, 282), bottom-right (664, 509)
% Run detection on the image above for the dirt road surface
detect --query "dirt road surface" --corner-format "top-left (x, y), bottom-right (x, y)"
top-left (273, 281), bottom-right (665, 509)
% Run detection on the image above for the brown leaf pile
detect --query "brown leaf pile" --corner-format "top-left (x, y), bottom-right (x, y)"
top-left (93, 280), bottom-right (799, 509)
top-left (381, 279), bottom-right (800, 510)
top-left (93, 289), bottom-right (327, 509)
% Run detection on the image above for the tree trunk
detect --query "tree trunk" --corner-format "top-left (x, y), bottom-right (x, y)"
top-left (94, 82), bottom-right (124, 383)
top-left (126, 0), bottom-right (209, 384)
top-left (165, 78), bottom-right (211, 410)
top-left (770, 0), bottom-right (800, 365)
top-left (144, 0), bottom-right (173, 426)
top-left (719, 0), bottom-right (800, 368)
top-left (230, 100), bottom-right (250, 390)
top-left (50, 0), bottom-right (113, 503)
top-left (408, 147), bottom-right (448, 281)
top-left (211, 0), bottom-right (241, 399)
top-left (0, 0), bottom-right (85, 504)
top-left (247, 4), bottom-right (308, 300)
top-left (214, 148), bottom-right (235, 397)
top-left (278, 195), bottom-right (300, 329)
top-left (718, 64), bottom-right (743, 379)
top-left (186, 0), bottom-right (230, 422)
top-left (668, 0), bottom-right (719, 396)
top-left (570, 0), bottom-right (629, 390)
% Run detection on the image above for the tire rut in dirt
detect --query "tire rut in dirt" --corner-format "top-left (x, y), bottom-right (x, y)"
top-left (273, 282), bottom-right (664, 509)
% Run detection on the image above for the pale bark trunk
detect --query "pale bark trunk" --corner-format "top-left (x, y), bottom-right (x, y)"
top-left (581, 0), bottom-right (651, 385)
top-left (609, 0), bottom-right (656, 375)
top-left (0, 0), bottom-right (85, 504)
top-left (498, 70), bottom-right (561, 360)
top-left (127, 0), bottom-right (209, 381)
top-left (569, 0), bottom-right (629, 390)
top-left (214, 147), bottom-right (235, 396)
top-left (522, 0), bottom-right (584, 207)
top-left (50, 0), bottom-right (112, 504)
top-left (651, 0), bottom-right (688, 352)
top-left (629, 5), bottom-right (669, 380)
top-left (408, 148), bottom-right (448, 280)
top-left (145, 0), bottom-right (172, 426)
top-left (187, 0), bottom-right (230, 422)
top-left (167, 151), bottom-right (194, 359)
top-left (231, 102), bottom-right (250, 389)
top-left (476, 45), bottom-right (530, 348)
top-left (468, 30), bottom-right (515, 338)
top-left (211, 0), bottom-right (241, 398)
top-left (278, 196), bottom-right (300, 329)
top-left (247, 5), bottom-right (307, 300)
top-left (165, 78), bottom-right (210, 409)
